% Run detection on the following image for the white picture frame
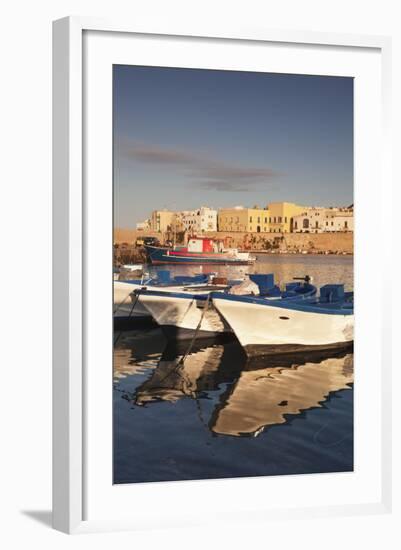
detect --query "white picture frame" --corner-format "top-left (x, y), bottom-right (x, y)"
top-left (52, 16), bottom-right (392, 534)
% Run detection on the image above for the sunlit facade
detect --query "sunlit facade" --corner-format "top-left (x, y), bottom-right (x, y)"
top-left (218, 206), bottom-right (270, 233)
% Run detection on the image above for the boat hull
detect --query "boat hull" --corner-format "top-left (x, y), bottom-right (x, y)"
top-left (212, 294), bottom-right (354, 356)
top-left (160, 325), bottom-right (233, 341)
top-left (113, 280), bottom-right (215, 319)
top-left (137, 291), bottom-right (232, 340)
top-left (114, 282), bottom-right (150, 317)
top-left (144, 245), bottom-right (254, 265)
top-left (244, 341), bottom-right (353, 357)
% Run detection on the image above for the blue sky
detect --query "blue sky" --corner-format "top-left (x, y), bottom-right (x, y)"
top-left (113, 65), bottom-right (353, 228)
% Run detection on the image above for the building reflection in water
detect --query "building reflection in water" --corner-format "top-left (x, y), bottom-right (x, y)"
top-left (115, 330), bottom-right (353, 438)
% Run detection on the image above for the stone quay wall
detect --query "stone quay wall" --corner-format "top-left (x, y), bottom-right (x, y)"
top-left (205, 231), bottom-right (354, 254)
top-left (114, 228), bottom-right (353, 255)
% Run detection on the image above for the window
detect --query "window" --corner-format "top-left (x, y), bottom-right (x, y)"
top-left (250, 226), bottom-right (252, 231)
top-left (269, 217), bottom-right (272, 223)
top-left (249, 216), bottom-right (253, 223)
top-left (264, 217), bottom-right (267, 223)
top-left (257, 217), bottom-right (260, 223)
top-left (303, 219), bottom-right (309, 229)
top-left (278, 216), bottom-right (282, 223)
top-left (285, 217), bottom-right (287, 223)
top-left (294, 221), bottom-right (298, 229)
top-left (331, 221), bottom-right (334, 226)
top-left (274, 217), bottom-right (276, 223)
top-left (315, 221), bottom-right (319, 228)
top-left (345, 221), bottom-right (348, 228)
top-left (326, 221), bottom-right (328, 226)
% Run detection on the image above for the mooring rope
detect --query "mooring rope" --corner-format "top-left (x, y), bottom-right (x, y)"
top-left (113, 291), bottom-right (132, 315)
top-left (178, 293), bottom-right (212, 367)
top-left (113, 289), bottom-right (142, 346)
top-left (151, 293), bottom-right (212, 388)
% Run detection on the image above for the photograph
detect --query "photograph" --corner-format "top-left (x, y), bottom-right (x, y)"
top-left (112, 65), bottom-right (354, 485)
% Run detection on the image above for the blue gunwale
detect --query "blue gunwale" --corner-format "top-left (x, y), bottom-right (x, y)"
top-left (144, 244), bottom-right (253, 265)
top-left (211, 292), bottom-right (354, 315)
top-left (135, 289), bottom-right (209, 300)
top-left (135, 288), bottom-right (353, 315)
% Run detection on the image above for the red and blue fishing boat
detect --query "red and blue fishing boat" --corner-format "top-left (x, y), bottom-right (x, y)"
top-left (144, 236), bottom-right (256, 265)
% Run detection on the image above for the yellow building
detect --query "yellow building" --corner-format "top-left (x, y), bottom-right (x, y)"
top-left (268, 202), bottom-right (305, 233)
top-left (150, 210), bottom-right (175, 233)
top-left (218, 207), bottom-right (270, 233)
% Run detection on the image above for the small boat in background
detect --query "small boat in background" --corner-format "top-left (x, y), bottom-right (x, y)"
top-left (212, 284), bottom-right (353, 357)
top-left (114, 264), bottom-right (144, 280)
top-left (115, 264), bottom-right (145, 280)
top-left (145, 236), bottom-right (256, 265)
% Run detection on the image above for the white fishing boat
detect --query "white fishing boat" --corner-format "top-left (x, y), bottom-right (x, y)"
top-left (136, 275), bottom-right (317, 340)
top-left (113, 271), bottom-right (231, 324)
top-left (136, 289), bottom-right (231, 339)
top-left (114, 280), bottom-right (151, 319)
top-left (211, 284), bottom-right (354, 356)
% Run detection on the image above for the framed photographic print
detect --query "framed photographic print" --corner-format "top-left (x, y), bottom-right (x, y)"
top-left (52, 17), bottom-right (392, 533)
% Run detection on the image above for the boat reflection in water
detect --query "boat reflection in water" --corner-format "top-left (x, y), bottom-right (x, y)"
top-left (210, 351), bottom-right (353, 437)
top-left (113, 328), bottom-right (167, 381)
top-left (134, 339), bottom-right (244, 405)
top-left (127, 335), bottom-right (353, 438)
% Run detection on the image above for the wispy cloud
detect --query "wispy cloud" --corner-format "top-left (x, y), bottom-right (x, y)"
top-left (127, 146), bottom-right (198, 166)
top-left (124, 144), bottom-right (278, 192)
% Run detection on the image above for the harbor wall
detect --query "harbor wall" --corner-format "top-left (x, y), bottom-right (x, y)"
top-left (114, 228), bottom-right (353, 254)
top-left (204, 231), bottom-right (354, 254)
top-left (114, 228), bottom-right (160, 243)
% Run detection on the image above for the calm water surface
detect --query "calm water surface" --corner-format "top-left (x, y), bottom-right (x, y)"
top-left (136, 252), bottom-right (354, 290)
top-left (114, 254), bottom-right (354, 484)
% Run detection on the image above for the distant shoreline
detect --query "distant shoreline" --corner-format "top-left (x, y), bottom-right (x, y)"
top-left (113, 229), bottom-right (354, 265)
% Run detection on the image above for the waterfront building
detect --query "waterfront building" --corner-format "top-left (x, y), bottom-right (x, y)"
top-left (268, 202), bottom-right (305, 233)
top-left (136, 218), bottom-right (151, 231)
top-left (150, 210), bottom-right (176, 233)
top-left (218, 206), bottom-right (270, 233)
top-left (292, 207), bottom-right (354, 233)
top-left (180, 206), bottom-right (218, 233)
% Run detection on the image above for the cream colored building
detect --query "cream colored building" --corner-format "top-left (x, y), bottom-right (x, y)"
top-left (293, 207), bottom-right (354, 233)
top-left (268, 202), bottom-right (305, 233)
top-left (150, 210), bottom-right (175, 233)
top-left (136, 218), bottom-right (151, 231)
top-left (218, 206), bottom-right (270, 233)
top-left (181, 206), bottom-right (218, 233)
